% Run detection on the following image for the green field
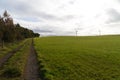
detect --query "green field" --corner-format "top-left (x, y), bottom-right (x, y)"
top-left (34, 36), bottom-right (120, 80)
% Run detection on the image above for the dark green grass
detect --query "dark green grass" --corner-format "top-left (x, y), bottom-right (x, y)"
top-left (35, 36), bottom-right (120, 80)
top-left (0, 39), bottom-right (31, 80)
top-left (0, 40), bottom-right (27, 59)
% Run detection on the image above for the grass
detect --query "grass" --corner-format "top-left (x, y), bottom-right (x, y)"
top-left (34, 36), bottom-right (120, 80)
top-left (0, 39), bottom-right (31, 80)
top-left (0, 40), bottom-right (27, 59)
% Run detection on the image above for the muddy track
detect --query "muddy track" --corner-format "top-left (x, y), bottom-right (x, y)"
top-left (22, 39), bottom-right (40, 80)
top-left (0, 42), bottom-right (26, 68)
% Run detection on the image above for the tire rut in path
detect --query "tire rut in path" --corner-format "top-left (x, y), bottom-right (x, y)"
top-left (22, 40), bottom-right (40, 80)
top-left (0, 43), bottom-right (25, 67)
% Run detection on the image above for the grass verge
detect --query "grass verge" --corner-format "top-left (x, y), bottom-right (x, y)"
top-left (0, 39), bottom-right (31, 80)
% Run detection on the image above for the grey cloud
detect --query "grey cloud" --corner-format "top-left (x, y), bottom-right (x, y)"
top-left (107, 8), bottom-right (120, 24)
top-left (33, 29), bottom-right (53, 33)
top-left (58, 0), bottom-right (76, 10)
top-left (0, 1), bottom-right (25, 11)
top-left (59, 15), bottom-right (76, 21)
top-left (58, 4), bottom-right (65, 9)
top-left (5, 1), bottom-right (58, 21)
top-left (0, 0), bottom-right (35, 17)
top-left (32, 24), bottom-right (76, 36)
top-left (58, 15), bottom-right (76, 21)
top-left (0, 1), bottom-right (59, 22)
top-left (69, 0), bottom-right (76, 4)
top-left (69, 1), bottom-right (74, 4)
top-left (32, 25), bottom-right (58, 34)
top-left (117, 0), bottom-right (120, 2)
top-left (64, 15), bottom-right (75, 19)
top-left (36, 12), bottom-right (58, 20)
top-left (18, 17), bottom-right (42, 22)
top-left (36, 12), bottom-right (76, 21)
top-left (0, 0), bottom-right (76, 22)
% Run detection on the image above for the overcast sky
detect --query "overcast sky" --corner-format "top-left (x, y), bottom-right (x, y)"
top-left (0, 0), bottom-right (120, 36)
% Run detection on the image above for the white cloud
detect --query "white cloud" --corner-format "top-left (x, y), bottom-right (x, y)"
top-left (1, 0), bottom-right (120, 36)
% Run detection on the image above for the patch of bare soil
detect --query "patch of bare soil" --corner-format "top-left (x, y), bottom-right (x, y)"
top-left (22, 40), bottom-right (40, 80)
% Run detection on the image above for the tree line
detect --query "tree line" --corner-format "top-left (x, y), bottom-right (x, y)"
top-left (0, 10), bottom-right (39, 45)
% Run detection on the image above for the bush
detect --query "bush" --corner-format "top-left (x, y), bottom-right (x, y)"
top-left (2, 67), bottom-right (21, 78)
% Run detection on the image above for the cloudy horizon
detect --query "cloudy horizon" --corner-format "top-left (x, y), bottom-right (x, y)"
top-left (1, 0), bottom-right (120, 36)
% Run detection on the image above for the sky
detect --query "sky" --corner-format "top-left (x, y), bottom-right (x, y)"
top-left (0, 0), bottom-right (120, 36)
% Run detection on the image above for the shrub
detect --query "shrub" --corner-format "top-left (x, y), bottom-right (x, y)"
top-left (2, 67), bottom-right (21, 78)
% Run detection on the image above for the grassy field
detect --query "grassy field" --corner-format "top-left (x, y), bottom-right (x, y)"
top-left (34, 36), bottom-right (120, 80)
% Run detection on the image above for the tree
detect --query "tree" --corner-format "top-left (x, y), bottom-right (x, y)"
top-left (2, 11), bottom-right (15, 42)
top-left (0, 10), bottom-right (39, 48)
top-left (3, 10), bottom-right (10, 18)
top-left (34, 33), bottom-right (40, 37)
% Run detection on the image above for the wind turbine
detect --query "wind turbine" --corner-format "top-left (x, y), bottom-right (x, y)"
top-left (75, 23), bottom-right (83, 36)
top-left (75, 28), bottom-right (78, 36)
top-left (98, 29), bottom-right (101, 36)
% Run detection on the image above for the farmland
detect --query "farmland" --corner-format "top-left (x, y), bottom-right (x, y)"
top-left (34, 36), bottom-right (120, 80)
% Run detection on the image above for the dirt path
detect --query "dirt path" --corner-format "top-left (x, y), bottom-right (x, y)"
top-left (0, 43), bottom-right (25, 67)
top-left (22, 39), bottom-right (40, 80)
